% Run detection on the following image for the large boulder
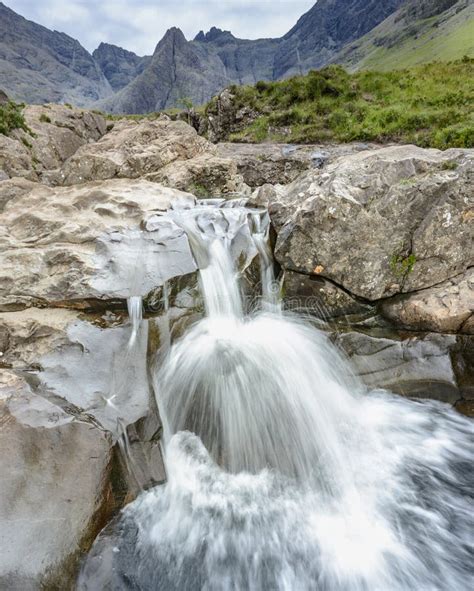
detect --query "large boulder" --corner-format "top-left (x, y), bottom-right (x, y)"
top-left (58, 118), bottom-right (210, 185)
top-left (57, 118), bottom-right (246, 195)
top-left (272, 146), bottom-right (473, 312)
top-left (0, 104), bottom-right (107, 181)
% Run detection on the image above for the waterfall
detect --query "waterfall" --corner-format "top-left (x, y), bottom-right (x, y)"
top-left (79, 204), bottom-right (474, 591)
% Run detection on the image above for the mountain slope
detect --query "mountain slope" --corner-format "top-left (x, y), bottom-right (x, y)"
top-left (334, 0), bottom-right (474, 71)
top-left (274, 0), bottom-right (405, 77)
top-left (0, 2), bottom-right (112, 106)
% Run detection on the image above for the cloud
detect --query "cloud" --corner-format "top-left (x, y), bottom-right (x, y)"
top-left (6, 0), bottom-right (315, 55)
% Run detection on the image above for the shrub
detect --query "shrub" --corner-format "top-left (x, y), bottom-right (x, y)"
top-left (39, 113), bottom-right (51, 123)
top-left (0, 101), bottom-right (30, 136)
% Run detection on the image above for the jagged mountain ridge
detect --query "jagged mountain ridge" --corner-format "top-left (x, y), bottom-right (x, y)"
top-left (98, 0), bottom-right (405, 113)
top-left (0, 0), bottom-right (423, 112)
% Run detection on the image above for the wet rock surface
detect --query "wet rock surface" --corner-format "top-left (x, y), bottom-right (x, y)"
top-left (334, 330), bottom-right (461, 404)
top-left (0, 178), bottom-right (196, 310)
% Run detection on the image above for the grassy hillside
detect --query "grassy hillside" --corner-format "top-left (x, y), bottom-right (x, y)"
top-left (337, 0), bottom-right (474, 71)
top-left (219, 59), bottom-right (473, 148)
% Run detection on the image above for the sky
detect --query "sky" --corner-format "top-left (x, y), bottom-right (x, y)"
top-left (6, 0), bottom-right (316, 56)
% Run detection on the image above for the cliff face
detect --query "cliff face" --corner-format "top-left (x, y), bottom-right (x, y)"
top-left (92, 43), bottom-right (151, 92)
top-left (0, 2), bottom-right (112, 106)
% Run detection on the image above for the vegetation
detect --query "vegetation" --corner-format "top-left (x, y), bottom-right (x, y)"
top-left (39, 113), bottom-right (52, 123)
top-left (0, 100), bottom-right (30, 136)
top-left (217, 59), bottom-right (473, 148)
top-left (390, 253), bottom-right (417, 279)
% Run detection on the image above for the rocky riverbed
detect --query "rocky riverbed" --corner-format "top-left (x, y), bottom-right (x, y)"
top-left (0, 104), bottom-right (473, 589)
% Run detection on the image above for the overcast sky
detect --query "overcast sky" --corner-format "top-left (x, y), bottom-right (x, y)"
top-left (6, 0), bottom-right (316, 55)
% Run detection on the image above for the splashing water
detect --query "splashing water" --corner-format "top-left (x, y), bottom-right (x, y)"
top-left (79, 205), bottom-right (473, 591)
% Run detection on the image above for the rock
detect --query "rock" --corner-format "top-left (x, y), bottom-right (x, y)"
top-left (0, 369), bottom-right (113, 590)
top-left (216, 142), bottom-right (381, 188)
top-left (57, 118), bottom-right (248, 196)
top-left (282, 270), bottom-right (373, 319)
top-left (0, 104), bottom-right (107, 180)
top-left (147, 153), bottom-right (247, 196)
top-left (0, 89), bottom-right (9, 105)
top-left (272, 145), bottom-right (473, 302)
top-left (92, 43), bottom-right (151, 93)
top-left (58, 119), bottom-right (204, 181)
top-left (0, 177), bottom-right (37, 212)
top-left (380, 269), bottom-right (474, 333)
top-left (334, 330), bottom-right (460, 403)
top-left (249, 183), bottom-right (285, 208)
top-left (0, 178), bottom-right (197, 310)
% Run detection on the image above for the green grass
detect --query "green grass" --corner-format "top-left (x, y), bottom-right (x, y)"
top-left (0, 101), bottom-right (30, 136)
top-left (360, 17), bottom-right (474, 71)
top-left (216, 60), bottom-right (473, 148)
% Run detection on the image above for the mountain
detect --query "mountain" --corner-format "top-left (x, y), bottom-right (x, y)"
top-left (0, 2), bottom-right (112, 106)
top-left (334, 0), bottom-right (474, 70)
top-left (2, 0), bottom-right (466, 114)
top-left (96, 28), bottom-right (231, 114)
top-left (93, 43), bottom-right (151, 92)
top-left (99, 0), bottom-right (404, 114)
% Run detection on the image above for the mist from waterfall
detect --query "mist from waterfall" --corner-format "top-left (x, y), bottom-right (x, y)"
top-left (79, 203), bottom-right (473, 591)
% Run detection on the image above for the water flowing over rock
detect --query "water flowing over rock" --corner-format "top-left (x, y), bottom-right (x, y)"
top-left (79, 200), bottom-right (473, 591)
top-left (1, 109), bottom-right (473, 591)
top-left (0, 179), bottom-right (197, 310)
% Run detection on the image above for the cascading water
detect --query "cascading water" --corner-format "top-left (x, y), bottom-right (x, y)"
top-left (79, 203), bottom-right (473, 591)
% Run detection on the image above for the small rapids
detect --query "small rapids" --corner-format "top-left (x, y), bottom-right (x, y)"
top-left (79, 203), bottom-right (473, 591)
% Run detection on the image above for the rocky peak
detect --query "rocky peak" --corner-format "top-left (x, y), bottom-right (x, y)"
top-left (194, 27), bottom-right (236, 43)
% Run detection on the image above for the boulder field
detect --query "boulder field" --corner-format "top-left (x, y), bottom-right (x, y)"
top-left (0, 105), bottom-right (473, 588)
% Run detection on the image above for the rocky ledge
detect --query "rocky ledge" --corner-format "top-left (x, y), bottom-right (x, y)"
top-left (1, 106), bottom-right (473, 588)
